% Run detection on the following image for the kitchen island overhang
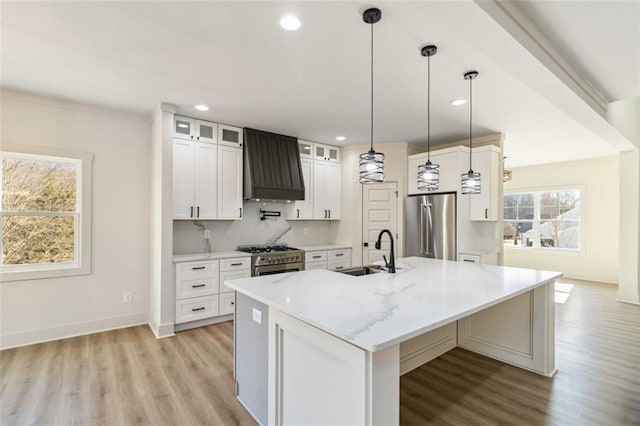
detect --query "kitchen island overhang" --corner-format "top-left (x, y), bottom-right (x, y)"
top-left (227, 257), bottom-right (561, 425)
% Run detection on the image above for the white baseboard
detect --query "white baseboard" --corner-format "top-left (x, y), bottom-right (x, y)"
top-left (0, 312), bottom-right (149, 350)
top-left (148, 321), bottom-right (176, 339)
top-left (616, 292), bottom-right (640, 305)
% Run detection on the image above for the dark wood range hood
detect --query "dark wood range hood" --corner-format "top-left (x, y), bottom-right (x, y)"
top-left (243, 128), bottom-right (305, 201)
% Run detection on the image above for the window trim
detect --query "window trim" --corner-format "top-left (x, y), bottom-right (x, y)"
top-left (503, 186), bottom-right (584, 254)
top-left (0, 144), bottom-right (93, 282)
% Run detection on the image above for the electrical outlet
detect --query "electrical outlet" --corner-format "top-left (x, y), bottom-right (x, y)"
top-left (123, 291), bottom-right (132, 303)
top-left (252, 308), bottom-right (262, 324)
top-left (204, 229), bottom-right (211, 239)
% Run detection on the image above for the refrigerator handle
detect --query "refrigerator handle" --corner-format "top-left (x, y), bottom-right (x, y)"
top-left (425, 203), bottom-right (435, 258)
top-left (420, 203), bottom-right (430, 257)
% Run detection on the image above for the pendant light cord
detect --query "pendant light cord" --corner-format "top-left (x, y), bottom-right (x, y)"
top-left (469, 76), bottom-right (473, 171)
top-left (427, 55), bottom-right (431, 162)
top-left (370, 23), bottom-right (374, 152)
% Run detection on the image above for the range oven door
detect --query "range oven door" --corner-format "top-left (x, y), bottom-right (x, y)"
top-left (254, 262), bottom-right (304, 276)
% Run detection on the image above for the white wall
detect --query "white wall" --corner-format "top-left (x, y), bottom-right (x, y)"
top-left (503, 156), bottom-right (619, 284)
top-left (173, 201), bottom-right (338, 254)
top-left (0, 90), bottom-right (151, 349)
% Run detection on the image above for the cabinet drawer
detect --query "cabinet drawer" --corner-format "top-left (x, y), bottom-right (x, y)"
top-left (306, 251), bottom-right (326, 262)
top-left (327, 249), bottom-right (351, 262)
top-left (176, 260), bottom-right (218, 281)
top-left (220, 257), bottom-right (251, 272)
top-left (328, 260), bottom-right (351, 272)
top-left (220, 292), bottom-right (236, 316)
top-left (220, 270), bottom-right (251, 293)
top-left (176, 276), bottom-right (218, 300)
top-left (305, 261), bottom-right (327, 270)
top-left (175, 295), bottom-right (219, 324)
top-left (459, 253), bottom-right (481, 264)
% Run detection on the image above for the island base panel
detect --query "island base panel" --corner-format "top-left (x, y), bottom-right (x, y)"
top-left (457, 281), bottom-right (556, 376)
top-left (268, 308), bottom-right (400, 426)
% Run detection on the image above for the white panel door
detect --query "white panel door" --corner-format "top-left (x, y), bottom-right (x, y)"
top-left (430, 151), bottom-right (459, 193)
top-left (325, 162), bottom-right (341, 220)
top-left (469, 148), bottom-right (499, 221)
top-left (362, 182), bottom-right (398, 264)
top-left (173, 139), bottom-right (195, 219)
top-left (217, 145), bottom-right (243, 220)
top-left (194, 142), bottom-right (217, 220)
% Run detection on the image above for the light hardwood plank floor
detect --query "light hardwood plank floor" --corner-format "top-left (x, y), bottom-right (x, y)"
top-left (1, 279), bottom-right (638, 425)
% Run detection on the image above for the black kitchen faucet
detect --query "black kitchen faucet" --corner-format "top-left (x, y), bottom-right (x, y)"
top-left (375, 229), bottom-right (396, 273)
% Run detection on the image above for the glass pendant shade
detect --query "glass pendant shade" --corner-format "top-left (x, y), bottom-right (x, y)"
top-left (417, 160), bottom-right (439, 191)
top-left (359, 148), bottom-right (385, 183)
top-left (461, 170), bottom-right (481, 194)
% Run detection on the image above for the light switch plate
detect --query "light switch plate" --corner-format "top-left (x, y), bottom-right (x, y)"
top-left (252, 308), bottom-right (262, 324)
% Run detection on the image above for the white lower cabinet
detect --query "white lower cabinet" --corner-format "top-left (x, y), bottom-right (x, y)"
top-left (175, 256), bottom-right (250, 326)
top-left (304, 248), bottom-right (352, 271)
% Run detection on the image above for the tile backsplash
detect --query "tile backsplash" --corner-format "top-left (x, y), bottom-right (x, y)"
top-left (173, 201), bottom-right (339, 254)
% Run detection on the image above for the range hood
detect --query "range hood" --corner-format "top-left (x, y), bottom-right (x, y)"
top-left (243, 128), bottom-right (305, 201)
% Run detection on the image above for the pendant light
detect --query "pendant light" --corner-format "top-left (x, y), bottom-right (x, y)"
top-left (503, 156), bottom-right (512, 182)
top-left (417, 45), bottom-right (439, 191)
top-left (359, 8), bottom-right (385, 184)
top-left (461, 70), bottom-right (481, 194)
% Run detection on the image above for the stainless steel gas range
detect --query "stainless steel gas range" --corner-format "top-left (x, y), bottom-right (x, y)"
top-left (236, 244), bottom-right (305, 276)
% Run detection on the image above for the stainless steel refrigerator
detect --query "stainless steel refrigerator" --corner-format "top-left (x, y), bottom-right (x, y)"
top-left (405, 193), bottom-right (457, 260)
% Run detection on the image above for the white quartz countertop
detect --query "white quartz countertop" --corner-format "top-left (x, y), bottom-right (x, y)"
top-left (298, 244), bottom-right (352, 252)
top-left (225, 257), bottom-right (561, 352)
top-left (172, 251), bottom-right (251, 263)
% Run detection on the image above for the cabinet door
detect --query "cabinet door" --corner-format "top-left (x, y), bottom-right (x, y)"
top-left (326, 146), bottom-right (340, 163)
top-left (407, 154), bottom-right (428, 195)
top-left (314, 144), bottom-right (328, 161)
top-left (313, 161), bottom-right (327, 219)
top-left (217, 146), bottom-right (243, 220)
top-left (218, 124), bottom-right (243, 148)
top-left (194, 142), bottom-right (218, 219)
top-left (469, 149), bottom-right (499, 221)
top-left (287, 157), bottom-right (314, 220)
top-left (430, 151), bottom-right (459, 193)
top-left (298, 140), bottom-right (313, 158)
top-left (174, 116), bottom-right (194, 140)
top-left (195, 120), bottom-right (218, 144)
top-left (325, 162), bottom-right (341, 220)
top-left (173, 139), bottom-right (195, 219)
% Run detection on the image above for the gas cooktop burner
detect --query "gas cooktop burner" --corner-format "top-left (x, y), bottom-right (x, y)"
top-left (237, 244), bottom-right (299, 254)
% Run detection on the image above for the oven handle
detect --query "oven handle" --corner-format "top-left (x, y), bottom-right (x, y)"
top-left (254, 262), bottom-right (304, 276)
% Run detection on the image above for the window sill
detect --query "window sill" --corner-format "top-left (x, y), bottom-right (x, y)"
top-left (503, 245), bottom-right (583, 256)
top-left (0, 264), bottom-right (90, 282)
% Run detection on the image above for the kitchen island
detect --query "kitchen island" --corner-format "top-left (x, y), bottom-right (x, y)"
top-left (226, 257), bottom-right (561, 425)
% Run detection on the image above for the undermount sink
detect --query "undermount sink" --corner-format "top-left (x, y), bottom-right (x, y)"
top-left (336, 265), bottom-right (384, 276)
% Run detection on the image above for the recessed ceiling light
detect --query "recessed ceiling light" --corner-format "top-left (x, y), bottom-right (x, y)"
top-left (336, 136), bottom-right (346, 141)
top-left (195, 105), bottom-right (209, 111)
top-left (280, 15), bottom-right (301, 31)
top-left (451, 99), bottom-right (467, 106)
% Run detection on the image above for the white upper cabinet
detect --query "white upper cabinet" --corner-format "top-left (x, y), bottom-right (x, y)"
top-left (217, 145), bottom-right (243, 220)
top-left (313, 161), bottom-right (341, 220)
top-left (469, 145), bottom-right (500, 221)
top-left (408, 147), bottom-right (462, 195)
top-left (314, 144), bottom-right (340, 163)
top-left (173, 139), bottom-right (217, 219)
top-left (286, 157), bottom-right (314, 220)
top-left (218, 124), bottom-right (244, 148)
top-left (298, 140), bottom-right (313, 158)
top-left (174, 116), bottom-right (217, 143)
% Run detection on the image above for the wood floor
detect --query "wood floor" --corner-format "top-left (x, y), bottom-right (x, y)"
top-left (1, 279), bottom-right (639, 425)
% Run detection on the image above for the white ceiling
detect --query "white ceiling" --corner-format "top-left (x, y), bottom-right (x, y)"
top-left (1, 1), bottom-right (637, 168)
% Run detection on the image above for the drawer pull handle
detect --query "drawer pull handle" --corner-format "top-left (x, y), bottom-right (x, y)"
top-left (230, 262), bottom-right (243, 266)
top-left (335, 253), bottom-right (344, 257)
top-left (312, 255), bottom-right (322, 259)
top-left (192, 284), bottom-right (206, 288)
top-left (335, 266), bottom-right (344, 270)
top-left (192, 266), bottom-right (206, 270)
top-left (463, 259), bottom-right (475, 263)
top-left (231, 302), bottom-right (235, 305)
top-left (192, 307), bottom-right (205, 312)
